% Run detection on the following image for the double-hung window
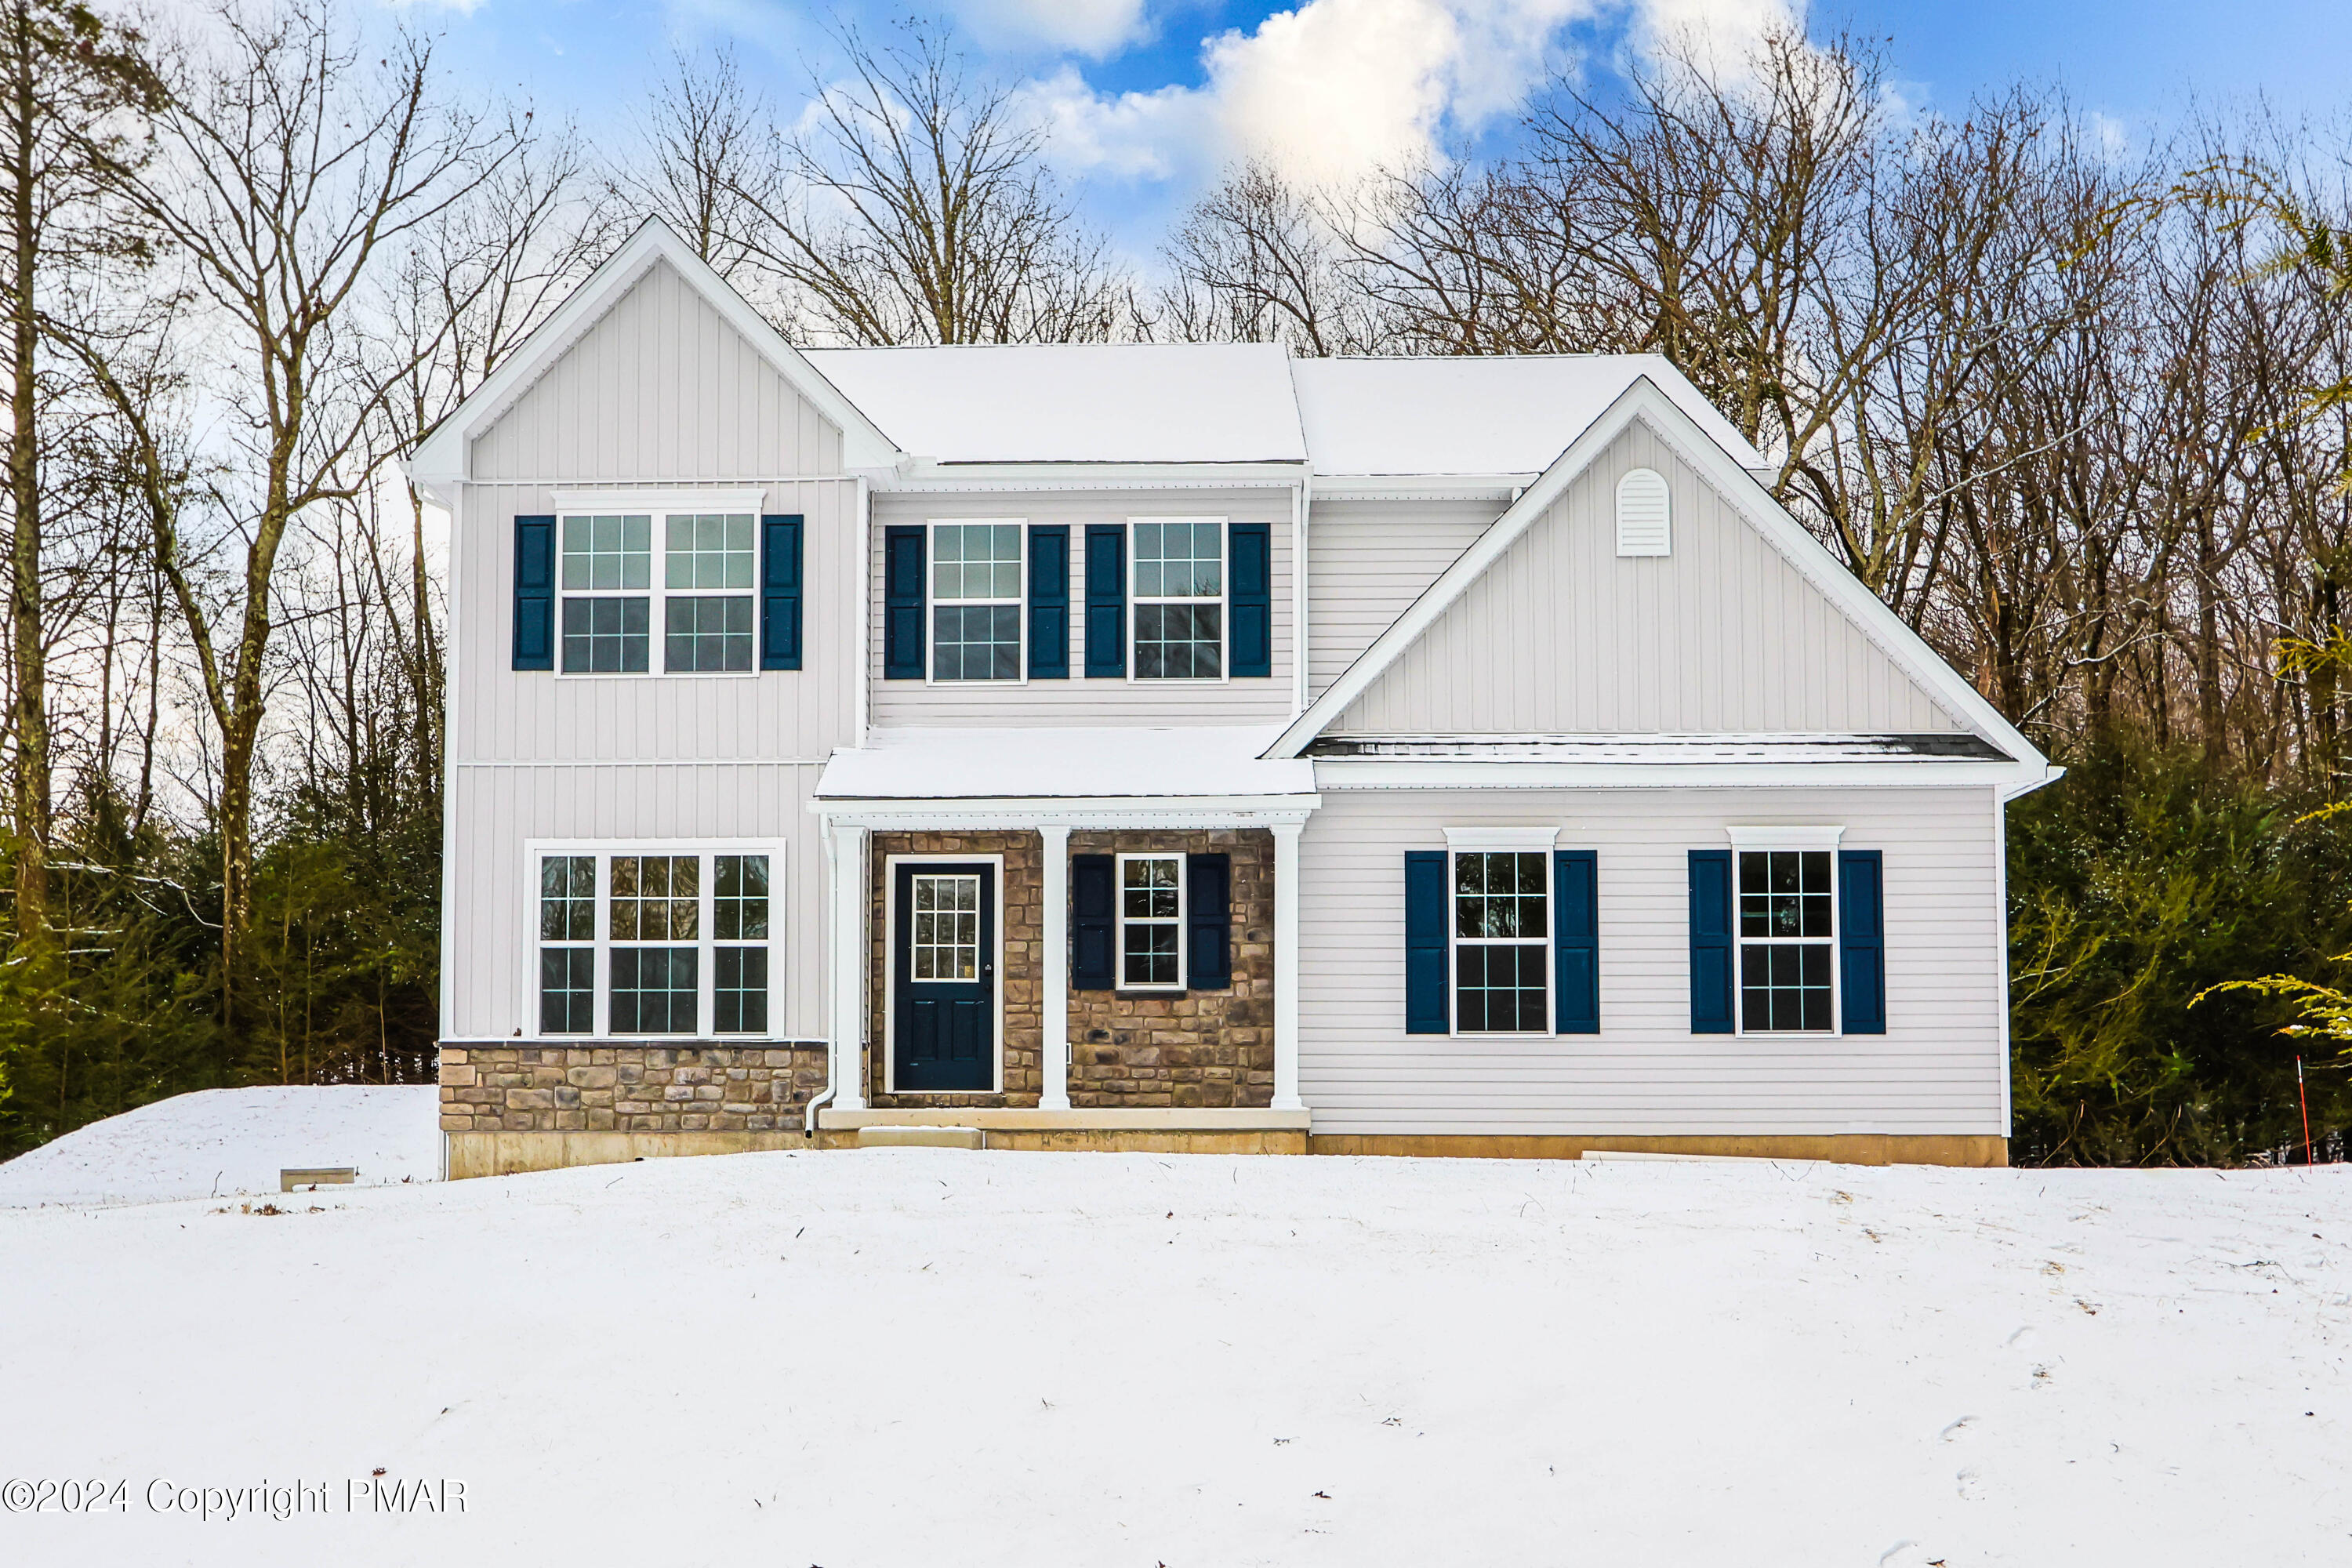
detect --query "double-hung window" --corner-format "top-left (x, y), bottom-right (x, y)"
top-left (532, 844), bottom-right (779, 1036)
top-left (931, 521), bottom-right (1023, 681)
top-left (1452, 850), bottom-right (1549, 1033)
top-left (1737, 849), bottom-right (1835, 1033)
top-left (1117, 852), bottom-right (1184, 989)
top-left (557, 508), bottom-right (757, 674)
top-left (1132, 520), bottom-right (1224, 680)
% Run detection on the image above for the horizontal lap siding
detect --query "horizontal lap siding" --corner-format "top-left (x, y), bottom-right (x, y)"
top-left (1306, 499), bottom-right (1494, 701)
top-left (1333, 422), bottom-right (1963, 735)
top-left (452, 480), bottom-right (860, 764)
top-left (1298, 786), bottom-right (2005, 1135)
top-left (445, 764), bottom-right (829, 1041)
top-left (868, 488), bottom-right (1294, 726)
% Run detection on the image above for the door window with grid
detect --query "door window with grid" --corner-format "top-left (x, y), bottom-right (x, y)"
top-left (909, 873), bottom-right (982, 979)
top-left (1737, 851), bottom-right (1835, 1032)
top-left (931, 523), bottom-right (1023, 681)
top-left (532, 847), bottom-right (779, 1037)
top-left (1118, 853), bottom-right (1184, 988)
top-left (1453, 851), bottom-right (1549, 1033)
top-left (1131, 521), bottom-right (1224, 680)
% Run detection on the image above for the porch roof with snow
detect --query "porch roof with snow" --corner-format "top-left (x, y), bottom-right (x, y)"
top-left (811, 727), bottom-right (1317, 826)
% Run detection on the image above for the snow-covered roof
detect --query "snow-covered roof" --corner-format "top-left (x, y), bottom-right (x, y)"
top-left (804, 343), bottom-right (1308, 466)
top-left (1289, 354), bottom-right (1768, 476)
top-left (1306, 733), bottom-right (2013, 763)
top-left (815, 726), bottom-right (1316, 801)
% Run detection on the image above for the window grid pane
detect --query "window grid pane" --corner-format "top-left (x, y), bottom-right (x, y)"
top-left (664, 594), bottom-right (753, 672)
top-left (1454, 944), bottom-right (1548, 1034)
top-left (539, 948), bottom-right (593, 1034)
top-left (610, 855), bottom-right (699, 941)
top-left (714, 946), bottom-right (768, 1034)
top-left (611, 947), bottom-right (698, 1034)
top-left (665, 514), bottom-right (755, 590)
top-left (933, 604), bottom-right (1022, 681)
top-left (713, 855), bottom-right (769, 941)
top-left (561, 596), bottom-right (648, 673)
top-left (911, 873), bottom-right (981, 981)
top-left (562, 514), bottom-right (652, 591)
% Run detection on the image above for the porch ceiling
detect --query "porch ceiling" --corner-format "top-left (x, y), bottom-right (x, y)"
top-left (814, 725), bottom-right (1317, 821)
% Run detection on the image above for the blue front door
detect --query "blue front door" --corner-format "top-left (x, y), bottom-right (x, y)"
top-left (892, 862), bottom-right (996, 1091)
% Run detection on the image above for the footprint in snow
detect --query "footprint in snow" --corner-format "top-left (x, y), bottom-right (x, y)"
top-left (1956, 1468), bottom-right (1985, 1501)
top-left (1939, 1416), bottom-right (1976, 1443)
top-left (2005, 1327), bottom-right (2038, 1349)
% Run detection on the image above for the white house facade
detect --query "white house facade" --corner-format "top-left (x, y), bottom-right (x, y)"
top-left (410, 221), bottom-right (2055, 1178)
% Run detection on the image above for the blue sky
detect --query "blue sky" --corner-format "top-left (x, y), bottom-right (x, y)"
top-left (424, 1), bottom-right (2352, 255)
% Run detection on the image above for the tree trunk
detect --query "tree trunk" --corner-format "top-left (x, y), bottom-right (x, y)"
top-left (5, 6), bottom-right (48, 948)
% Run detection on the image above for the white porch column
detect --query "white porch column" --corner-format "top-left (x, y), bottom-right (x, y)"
top-left (1271, 820), bottom-right (1305, 1112)
top-left (827, 821), bottom-right (869, 1110)
top-left (1037, 824), bottom-right (1073, 1110)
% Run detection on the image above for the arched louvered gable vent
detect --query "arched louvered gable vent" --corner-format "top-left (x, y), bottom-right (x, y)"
top-left (1616, 466), bottom-right (1671, 557)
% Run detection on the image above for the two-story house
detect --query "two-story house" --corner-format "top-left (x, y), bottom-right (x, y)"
top-left (408, 220), bottom-right (2055, 1178)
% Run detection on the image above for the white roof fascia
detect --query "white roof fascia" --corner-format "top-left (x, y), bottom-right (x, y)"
top-left (1315, 759), bottom-right (2034, 790)
top-left (810, 794), bottom-right (1321, 831)
top-left (877, 459), bottom-right (1308, 492)
top-left (406, 218), bottom-right (903, 487)
top-left (1267, 376), bottom-right (2047, 776)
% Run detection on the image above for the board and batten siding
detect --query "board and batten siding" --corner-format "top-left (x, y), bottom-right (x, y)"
top-left (1306, 497), bottom-right (1494, 701)
top-left (1332, 421), bottom-right (1965, 735)
top-left (443, 763), bottom-right (829, 1041)
top-left (1298, 785), bottom-right (2005, 1136)
top-left (467, 258), bottom-right (844, 483)
top-left (450, 480), bottom-right (861, 764)
top-left (866, 487), bottom-right (1296, 727)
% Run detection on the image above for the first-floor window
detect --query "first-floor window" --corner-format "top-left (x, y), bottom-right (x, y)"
top-left (1737, 850), bottom-right (1834, 1032)
top-left (1118, 853), bottom-right (1183, 988)
top-left (533, 846), bottom-right (778, 1036)
top-left (1453, 850), bottom-right (1548, 1033)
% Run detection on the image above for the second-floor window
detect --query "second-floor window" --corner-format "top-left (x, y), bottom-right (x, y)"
top-left (560, 510), bottom-right (756, 675)
top-left (931, 521), bottom-right (1023, 681)
top-left (1133, 520), bottom-right (1223, 680)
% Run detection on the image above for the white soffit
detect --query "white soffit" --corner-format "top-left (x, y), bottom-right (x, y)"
top-left (814, 726), bottom-right (1317, 802)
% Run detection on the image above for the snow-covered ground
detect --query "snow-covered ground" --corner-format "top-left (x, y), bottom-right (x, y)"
top-left (0, 1087), bottom-right (439, 1207)
top-left (2, 1097), bottom-right (2347, 1564)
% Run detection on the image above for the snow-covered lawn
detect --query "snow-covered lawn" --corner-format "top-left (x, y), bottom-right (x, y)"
top-left (0, 1087), bottom-right (439, 1207)
top-left (2, 1098), bottom-right (2347, 1564)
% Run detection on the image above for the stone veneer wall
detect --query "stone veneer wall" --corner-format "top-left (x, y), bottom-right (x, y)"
top-left (1067, 829), bottom-right (1274, 1109)
top-left (866, 831), bottom-right (1044, 1108)
top-left (438, 1044), bottom-right (829, 1134)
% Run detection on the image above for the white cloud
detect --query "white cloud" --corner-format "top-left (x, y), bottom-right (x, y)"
top-left (952, 0), bottom-right (1154, 59)
top-left (1027, 0), bottom-right (1804, 193)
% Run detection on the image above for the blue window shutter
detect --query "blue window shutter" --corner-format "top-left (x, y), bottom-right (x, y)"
top-left (1072, 855), bottom-right (1115, 990)
top-left (1028, 524), bottom-right (1069, 678)
top-left (1404, 850), bottom-right (1449, 1034)
top-left (1838, 849), bottom-right (1886, 1034)
top-left (1083, 523), bottom-right (1125, 677)
top-left (1553, 849), bottom-right (1599, 1034)
top-left (760, 514), bottom-right (803, 670)
top-left (1689, 850), bottom-right (1735, 1033)
top-left (1186, 853), bottom-right (1232, 989)
top-left (512, 515), bottom-right (554, 671)
top-left (1229, 522), bottom-right (1272, 677)
top-left (884, 525), bottom-right (924, 680)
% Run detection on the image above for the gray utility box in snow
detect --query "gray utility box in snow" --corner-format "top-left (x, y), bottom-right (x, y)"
top-left (280, 1167), bottom-right (358, 1192)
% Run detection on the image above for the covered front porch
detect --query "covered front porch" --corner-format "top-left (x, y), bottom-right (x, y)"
top-left (811, 727), bottom-right (1317, 1145)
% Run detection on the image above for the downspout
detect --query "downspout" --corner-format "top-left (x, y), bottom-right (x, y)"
top-left (1291, 468), bottom-right (1311, 717)
top-left (805, 814), bottom-right (840, 1139)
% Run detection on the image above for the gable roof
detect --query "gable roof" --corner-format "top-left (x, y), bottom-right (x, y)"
top-left (1268, 376), bottom-right (2049, 782)
top-left (804, 343), bottom-right (1306, 465)
top-left (1290, 355), bottom-right (1766, 477)
top-left (406, 219), bottom-right (903, 488)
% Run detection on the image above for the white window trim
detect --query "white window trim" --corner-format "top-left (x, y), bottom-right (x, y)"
top-left (881, 852), bottom-right (1007, 1095)
top-left (1115, 851), bottom-right (1188, 992)
top-left (1729, 841), bottom-right (1842, 1039)
top-left (552, 503), bottom-right (764, 681)
top-left (1126, 516), bottom-right (1230, 685)
top-left (1447, 846), bottom-right (1555, 1038)
top-left (924, 518), bottom-right (1028, 685)
top-left (523, 839), bottom-right (784, 1041)
top-left (1443, 826), bottom-right (1562, 851)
